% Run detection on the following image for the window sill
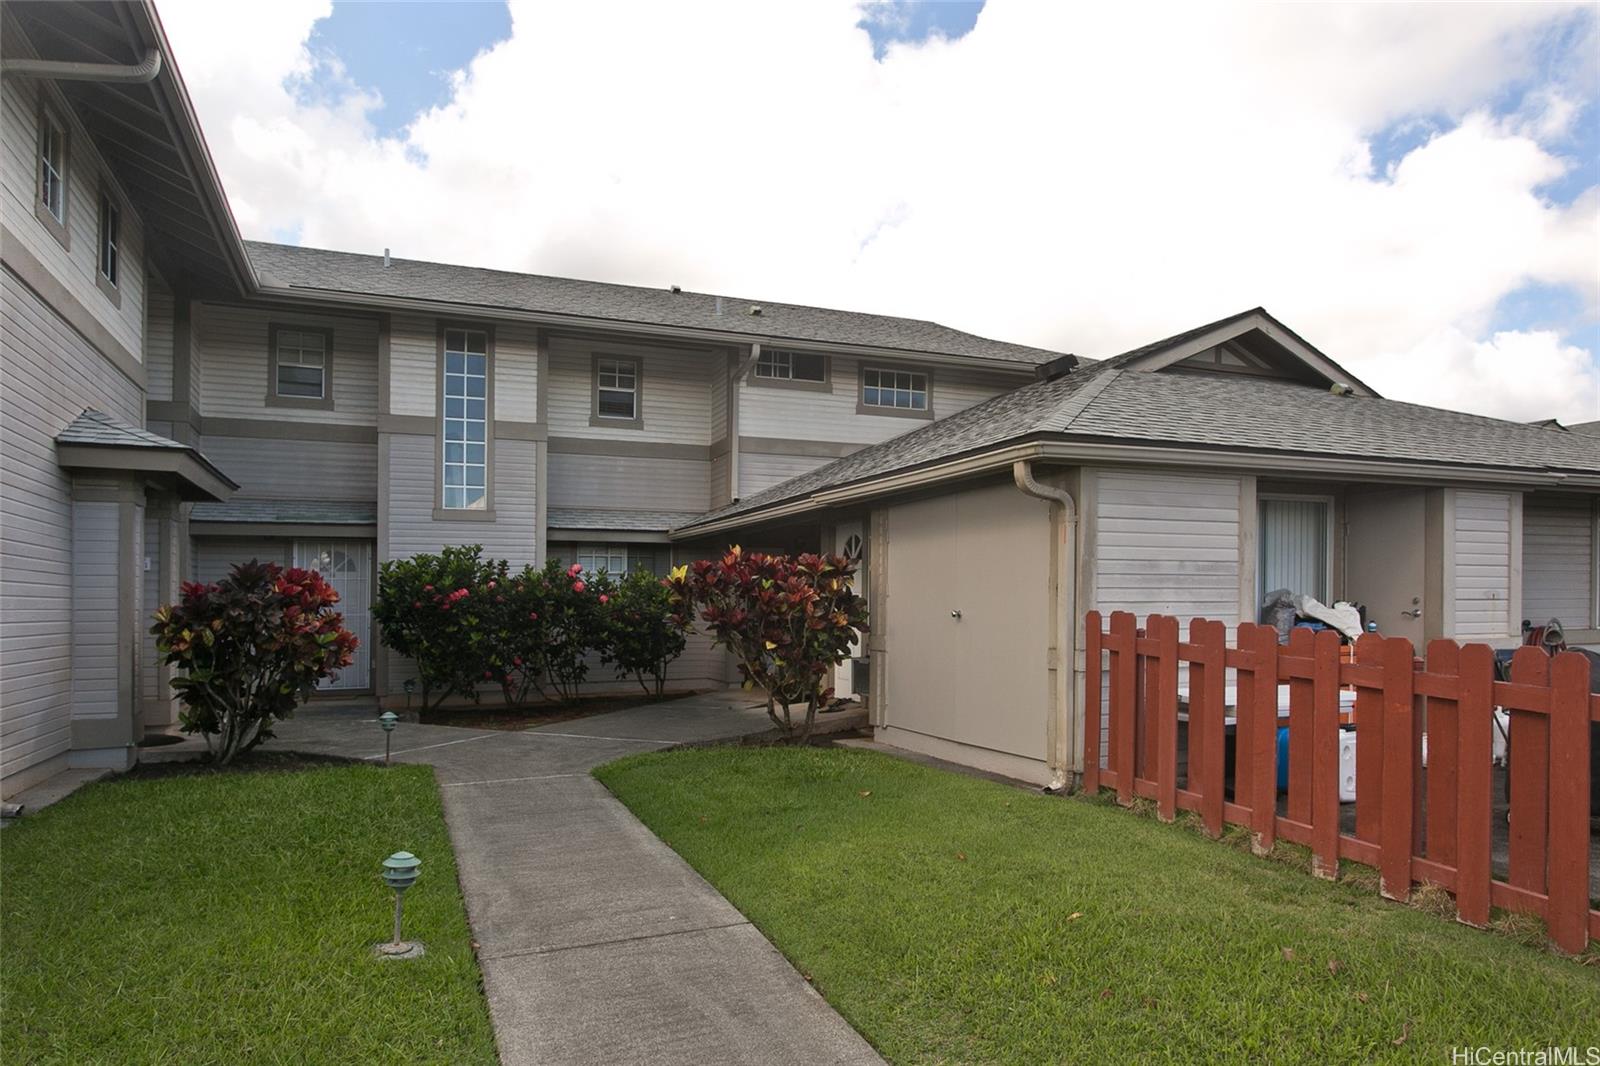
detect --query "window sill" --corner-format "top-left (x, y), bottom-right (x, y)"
top-left (94, 270), bottom-right (121, 309)
top-left (432, 507), bottom-right (497, 522)
top-left (266, 392), bottom-right (336, 411)
top-left (588, 414), bottom-right (644, 430)
top-left (34, 199), bottom-right (69, 252)
top-left (855, 402), bottom-right (934, 420)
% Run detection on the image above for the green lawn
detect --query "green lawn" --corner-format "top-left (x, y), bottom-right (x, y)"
top-left (596, 746), bottom-right (1600, 1064)
top-left (1, 760), bottom-right (497, 1065)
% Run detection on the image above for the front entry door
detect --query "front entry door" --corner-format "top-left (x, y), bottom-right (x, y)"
top-left (833, 521), bottom-right (867, 700)
top-left (293, 540), bottom-right (373, 691)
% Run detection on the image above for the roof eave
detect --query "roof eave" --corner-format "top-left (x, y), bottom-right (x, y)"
top-left (57, 442), bottom-right (239, 501)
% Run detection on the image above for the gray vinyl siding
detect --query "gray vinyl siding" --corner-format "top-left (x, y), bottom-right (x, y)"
top-left (1091, 469), bottom-right (1244, 626)
top-left (495, 321), bottom-right (539, 422)
top-left (199, 434), bottom-right (377, 501)
top-left (738, 356), bottom-right (1013, 445)
top-left (388, 314), bottom-right (435, 417)
top-left (548, 452), bottom-right (710, 512)
top-left (1522, 494), bottom-right (1595, 628)
top-left (197, 303), bottom-right (379, 424)
top-left (192, 537), bottom-right (290, 584)
top-left (70, 499), bottom-right (120, 721)
top-left (710, 452), bottom-right (732, 509)
top-left (738, 452), bottom-right (832, 500)
top-left (1, 69), bottom-right (147, 360)
top-left (1, 277), bottom-right (143, 786)
top-left (546, 335), bottom-right (718, 444)
top-left (1451, 490), bottom-right (1515, 638)
top-left (385, 433), bottom-right (538, 562)
top-left (145, 274), bottom-right (174, 402)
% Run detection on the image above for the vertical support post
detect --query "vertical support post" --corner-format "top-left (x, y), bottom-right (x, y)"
top-left (392, 892), bottom-right (405, 948)
top-left (1286, 626), bottom-right (1314, 824)
top-left (1156, 616), bottom-right (1179, 822)
top-left (1248, 624), bottom-right (1279, 856)
top-left (1195, 619), bottom-right (1227, 838)
top-left (1112, 612), bottom-right (1137, 807)
top-left (1380, 636), bottom-right (1416, 901)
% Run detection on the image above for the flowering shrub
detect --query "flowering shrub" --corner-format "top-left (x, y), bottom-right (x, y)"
top-left (532, 559), bottom-right (615, 701)
top-left (152, 560), bottom-right (357, 764)
top-left (373, 545), bottom-right (501, 710)
top-left (667, 546), bottom-right (867, 741)
top-left (603, 568), bottom-right (687, 697)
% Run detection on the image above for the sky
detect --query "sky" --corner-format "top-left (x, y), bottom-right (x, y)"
top-left (157, 0), bottom-right (1600, 424)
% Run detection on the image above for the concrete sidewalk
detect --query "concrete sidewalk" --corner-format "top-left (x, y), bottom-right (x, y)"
top-left (272, 693), bottom-right (882, 1066)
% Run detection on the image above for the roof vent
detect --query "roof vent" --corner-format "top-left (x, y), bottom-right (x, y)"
top-left (670, 284), bottom-right (682, 294)
top-left (383, 247), bottom-right (391, 269)
top-left (715, 296), bottom-right (724, 316)
top-left (1329, 382), bottom-right (1354, 397)
top-left (1034, 353), bottom-right (1080, 382)
top-left (748, 305), bottom-right (763, 317)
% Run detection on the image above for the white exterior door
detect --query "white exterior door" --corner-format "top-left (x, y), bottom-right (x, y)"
top-left (834, 521), bottom-right (867, 700)
top-left (294, 540), bottom-right (373, 691)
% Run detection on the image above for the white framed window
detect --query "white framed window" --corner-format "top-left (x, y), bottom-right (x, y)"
top-left (576, 544), bottom-right (629, 574)
top-left (861, 367), bottom-right (929, 411)
top-left (442, 328), bottom-right (489, 510)
top-left (595, 357), bottom-right (639, 421)
top-left (274, 330), bottom-right (327, 398)
top-left (38, 110), bottom-right (65, 224)
top-left (755, 349), bottom-right (826, 383)
top-left (98, 192), bottom-right (120, 287)
top-left (1258, 495), bottom-right (1334, 604)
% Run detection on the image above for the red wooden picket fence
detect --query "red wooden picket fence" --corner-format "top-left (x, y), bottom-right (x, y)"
top-left (1082, 611), bottom-right (1599, 954)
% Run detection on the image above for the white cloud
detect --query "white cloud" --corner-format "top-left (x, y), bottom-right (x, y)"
top-left (156, 0), bottom-right (1600, 423)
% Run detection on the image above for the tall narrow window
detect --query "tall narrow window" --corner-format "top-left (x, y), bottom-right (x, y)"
top-left (594, 357), bottom-right (639, 421)
top-left (274, 329), bottom-right (327, 398)
top-left (38, 112), bottom-right (64, 223)
top-left (442, 328), bottom-right (489, 510)
top-left (98, 192), bottom-right (120, 287)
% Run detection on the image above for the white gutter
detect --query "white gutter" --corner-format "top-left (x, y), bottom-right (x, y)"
top-left (1013, 461), bottom-right (1077, 793)
top-left (1, 48), bottom-right (162, 83)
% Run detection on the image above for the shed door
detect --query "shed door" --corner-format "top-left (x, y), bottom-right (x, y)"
top-left (293, 540), bottom-right (373, 691)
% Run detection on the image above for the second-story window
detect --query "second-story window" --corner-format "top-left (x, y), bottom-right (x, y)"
top-left (755, 349), bottom-right (825, 383)
top-left (595, 357), bottom-right (639, 421)
top-left (275, 329), bottom-right (327, 398)
top-left (98, 192), bottom-right (120, 288)
top-left (862, 367), bottom-right (929, 412)
top-left (38, 111), bottom-right (65, 224)
top-left (443, 328), bottom-right (489, 510)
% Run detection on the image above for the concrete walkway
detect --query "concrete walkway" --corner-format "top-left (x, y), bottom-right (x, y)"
top-left (271, 693), bottom-right (882, 1066)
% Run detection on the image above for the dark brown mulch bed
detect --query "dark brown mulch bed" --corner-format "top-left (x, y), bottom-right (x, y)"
top-left (418, 690), bottom-right (700, 731)
top-left (123, 749), bottom-right (360, 782)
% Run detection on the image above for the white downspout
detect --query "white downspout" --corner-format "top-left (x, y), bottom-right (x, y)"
top-left (2, 49), bottom-right (162, 84)
top-left (1013, 460), bottom-right (1078, 793)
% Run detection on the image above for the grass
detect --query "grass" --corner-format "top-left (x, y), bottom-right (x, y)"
top-left (1, 760), bottom-right (497, 1065)
top-left (596, 746), bottom-right (1600, 1064)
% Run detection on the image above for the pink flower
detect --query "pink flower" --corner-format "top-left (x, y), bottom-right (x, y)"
top-left (568, 563), bottom-right (583, 577)
top-left (528, 611), bottom-right (539, 620)
top-left (484, 670), bottom-right (493, 679)
top-left (423, 584), bottom-right (433, 592)
top-left (572, 581), bottom-right (586, 593)
top-left (599, 594), bottom-right (609, 604)
top-left (486, 580), bottom-right (496, 590)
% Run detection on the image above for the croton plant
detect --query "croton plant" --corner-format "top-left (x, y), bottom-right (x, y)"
top-left (152, 560), bottom-right (357, 765)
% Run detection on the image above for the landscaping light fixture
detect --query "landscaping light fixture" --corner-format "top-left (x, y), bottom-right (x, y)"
top-left (402, 677), bottom-right (416, 708)
top-left (376, 851), bottom-right (424, 959)
top-left (378, 711), bottom-right (399, 765)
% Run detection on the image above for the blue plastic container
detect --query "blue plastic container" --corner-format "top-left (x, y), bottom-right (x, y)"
top-left (1276, 726), bottom-right (1290, 791)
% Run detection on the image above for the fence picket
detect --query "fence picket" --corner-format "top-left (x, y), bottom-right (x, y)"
top-left (1546, 651), bottom-right (1591, 955)
top-left (1083, 612), bottom-right (1103, 796)
top-left (1112, 612), bottom-right (1137, 807)
top-left (1425, 641), bottom-right (1461, 866)
top-left (1354, 633), bottom-right (1386, 843)
top-left (1156, 616), bottom-right (1179, 822)
top-left (1379, 636), bottom-right (1415, 901)
top-left (1247, 624), bottom-right (1279, 856)
top-left (1453, 643), bottom-right (1494, 928)
top-left (1195, 619), bottom-right (1227, 838)
top-left (1311, 629), bottom-right (1342, 880)
top-left (1286, 627), bottom-right (1315, 824)
top-left (1507, 647), bottom-right (1551, 894)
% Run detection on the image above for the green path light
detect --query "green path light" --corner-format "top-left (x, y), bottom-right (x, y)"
top-left (376, 851), bottom-right (424, 959)
top-left (378, 711), bottom-right (399, 765)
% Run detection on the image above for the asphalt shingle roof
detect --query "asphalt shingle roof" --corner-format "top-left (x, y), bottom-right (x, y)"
top-left (548, 508), bottom-right (707, 532)
top-left (190, 499), bottom-right (377, 525)
top-left (245, 242), bottom-right (1068, 367)
top-left (679, 362), bottom-right (1600, 532)
top-left (57, 409), bottom-right (191, 450)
